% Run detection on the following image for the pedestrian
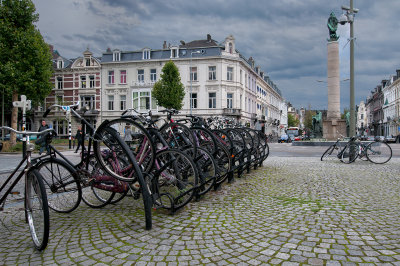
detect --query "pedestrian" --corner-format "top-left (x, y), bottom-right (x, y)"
top-left (124, 124), bottom-right (132, 142)
top-left (38, 120), bottom-right (50, 155)
top-left (75, 125), bottom-right (83, 153)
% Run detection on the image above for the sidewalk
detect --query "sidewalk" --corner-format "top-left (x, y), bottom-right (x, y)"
top-left (1, 157), bottom-right (400, 264)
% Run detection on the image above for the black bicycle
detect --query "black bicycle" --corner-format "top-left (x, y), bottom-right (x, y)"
top-left (0, 126), bottom-right (55, 250)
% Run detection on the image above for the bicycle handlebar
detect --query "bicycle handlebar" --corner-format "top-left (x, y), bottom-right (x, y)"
top-left (0, 126), bottom-right (56, 136)
top-left (43, 102), bottom-right (80, 118)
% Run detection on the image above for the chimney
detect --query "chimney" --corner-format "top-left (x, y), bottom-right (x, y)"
top-left (163, 41), bottom-right (167, 49)
top-left (180, 40), bottom-right (186, 46)
top-left (207, 34), bottom-right (211, 42)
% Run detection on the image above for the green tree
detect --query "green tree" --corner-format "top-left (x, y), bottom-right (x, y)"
top-left (304, 110), bottom-right (316, 130)
top-left (0, 0), bottom-right (53, 145)
top-left (152, 61), bottom-right (185, 110)
top-left (288, 113), bottom-right (299, 127)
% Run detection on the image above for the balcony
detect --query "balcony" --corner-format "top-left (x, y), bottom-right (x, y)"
top-left (223, 108), bottom-right (241, 116)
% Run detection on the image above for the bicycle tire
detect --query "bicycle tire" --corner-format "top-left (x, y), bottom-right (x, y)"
top-left (191, 126), bottom-right (218, 155)
top-left (98, 118), bottom-right (156, 173)
top-left (25, 169), bottom-right (50, 251)
top-left (340, 143), bottom-right (359, 164)
top-left (159, 122), bottom-right (197, 154)
top-left (213, 142), bottom-right (232, 185)
top-left (321, 145), bottom-right (335, 161)
top-left (93, 125), bottom-right (142, 182)
top-left (35, 158), bottom-right (82, 213)
top-left (153, 149), bottom-right (198, 210)
top-left (79, 154), bottom-right (116, 208)
top-left (366, 141), bottom-right (392, 164)
top-left (184, 146), bottom-right (217, 196)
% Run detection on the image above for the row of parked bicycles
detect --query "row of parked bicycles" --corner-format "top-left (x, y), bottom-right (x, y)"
top-left (0, 102), bottom-right (269, 250)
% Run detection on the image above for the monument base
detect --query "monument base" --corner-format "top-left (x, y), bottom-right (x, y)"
top-left (323, 119), bottom-right (347, 140)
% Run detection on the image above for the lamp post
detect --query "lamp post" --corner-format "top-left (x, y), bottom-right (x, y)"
top-left (339, 0), bottom-right (358, 138)
top-left (190, 50), bottom-right (201, 115)
top-left (1, 87), bottom-right (4, 141)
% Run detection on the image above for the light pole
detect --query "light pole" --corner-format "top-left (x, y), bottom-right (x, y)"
top-left (339, 0), bottom-right (358, 138)
top-left (1, 87), bottom-right (4, 141)
top-left (190, 50), bottom-right (201, 115)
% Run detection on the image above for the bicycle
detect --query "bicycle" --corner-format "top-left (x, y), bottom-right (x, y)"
top-left (40, 102), bottom-right (153, 229)
top-left (0, 126), bottom-right (55, 250)
top-left (341, 137), bottom-right (392, 164)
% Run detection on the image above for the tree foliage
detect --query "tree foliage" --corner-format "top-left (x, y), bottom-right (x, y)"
top-left (152, 61), bottom-right (185, 110)
top-left (0, 0), bottom-right (53, 144)
top-left (304, 110), bottom-right (316, 130)
top-left (288, 113), bottom-right (299, 127)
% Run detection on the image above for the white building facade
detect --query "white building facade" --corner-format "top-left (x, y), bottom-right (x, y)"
top-left (356, 101), bottom-right (367, 136)
top-left (100, 35), bottom-right (286, 133)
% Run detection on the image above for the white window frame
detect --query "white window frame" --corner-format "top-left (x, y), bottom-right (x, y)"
top-left (113, 50), bottom-right (121, 62)
top-left (208, 66), bottom-right (216, 80)
top-left (150, 69), bottom-right (157, 82)
top-left (227, 93), bottom-right (233, 109)
top-left (143, 49), bottom-right (151, 60)
top-left (209, 92), bottom-right (216, 109)
top-left (132, 90), bottom-right (157, 111)
top-left (108, 95), bottom-right (114, 110)
top-left (120, 95), bottom-right (126, 111)
top-left (190, 67), bottom-right (197, 81)
top-left (108, 70), bottom-right (115, 84)
top-left (120, 70), bottom-right (127, 84)
top-left (81, 95), bottom-right (95, 110)
top-left (57, 77), bottom-right (63, 89)
top-left (89, 75), bottom-right (95, 88)
top-left (138, 69), bottom-right (144, 83)
top-left (227, 67), bottom-right (233, 81)
top-left (190, 93), bottom-right (197, 109)
top-left (80, 75), bottom-right (86, 88)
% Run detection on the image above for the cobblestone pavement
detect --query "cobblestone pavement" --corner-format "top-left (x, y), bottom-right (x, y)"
top-left (1, 157), bottom-right (400, 265)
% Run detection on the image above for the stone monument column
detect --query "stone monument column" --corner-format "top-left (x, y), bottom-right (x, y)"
top-left (327, 41), bottom-right (340, 119)
top-left (323, 12), bottom-right (347, 140)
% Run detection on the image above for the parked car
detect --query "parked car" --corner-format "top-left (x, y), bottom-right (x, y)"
top-left (279, 134), bottom-right (291, 143)
top-left (385, 136), bottom-right (396, 143)
top-left (375, 136), bottom-right (385, 142)
top-left (2, 133), bottom-right (37, 141)
top-left (366, 136), bottom-right (375, 141)
top-left (294, 136), bottom-right (302, 141)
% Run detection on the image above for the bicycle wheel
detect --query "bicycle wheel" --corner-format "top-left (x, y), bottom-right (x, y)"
top-left (159, 122), bottom-right (197, 154)
top-left (79, 154), bottom-right (116, 208)
top-left (25, 169), bottom-right (50, 251)
top-left (153, 149), bottom-right (198, 210)
top-left (213, 142), bottom-right (232, 185)
top-left (184, 146), bottom-right (217, 196)
top-left (93, 125), bottom-right (142, 182)
top-left (36, 158), bottom-right (81, 213)
top-left (99, 118), bottom-right (155, 173)
top-left (340, 143), bottom-right (359, 164)
top-left (366, 141), bottom-right (392, 164)
top-left (321, 145), bottom-right (335, 161)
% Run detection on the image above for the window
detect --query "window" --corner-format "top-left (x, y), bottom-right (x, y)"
top-left (361, 114), bottom-right (364, 119)
top-left (120, 95), bottom-right (126, 111)
top-left (208, 66), bottom-right (216, 80)
top-left (133, 91), bottom-right (157, 110)
top-left (108, 95), bottom-right (114, 110)
top-left (120, 70), bottom-right (127, 84)
top-left (56, 95), bottom-right (63, 105)
top-left (227, 93), bottom-right (233, 109)
top-left (190, 93), bottom-right (197, 109)
top-left (138, 69), bottom-right (144, 83)
top-left (89, 76), bottom-right (95, 88)
top-left (57, 60), bottom-right (63, 69)
top-left (227, 67), bottom-right (233, 81)
top-left (240, 70), bottom-right (242, 84)
top-left (361, 122), bottom-right (364, 128)
top-left (80, 76), bottom-right (86, 88)
top-left (190, 67), bottom-right (197, 81)
top-left (245, 74), bottom-right (248, 88)
top-left (143, 49), bottom-right (151, 60)
top-left (113, 50), bottom-right (120, 61)
top-left (53, 120), bottom-right (66, 135)
top-left (209, 92), bottom-right (216, 109)
top-left (229, 42), bottom-right (233, 53)
top-left (57, 77), bottom-right (63, 89)
top-left (81, 95), bottom-right (95, 110)
top-left (108, 71), bottom-right (115, 84)
top-left (86, 58), bottom-right (90, 66)
top-left (171, 48), bottom-right (179, 58)
top-left (150, 69), bottom-right (157, 82)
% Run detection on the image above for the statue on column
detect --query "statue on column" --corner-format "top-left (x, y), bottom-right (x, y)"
top-left (327, 12), bottom-right (339, 41)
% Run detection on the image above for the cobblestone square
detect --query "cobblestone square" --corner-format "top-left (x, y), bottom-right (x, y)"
top-left (1, 155), bottom-right (400, 265)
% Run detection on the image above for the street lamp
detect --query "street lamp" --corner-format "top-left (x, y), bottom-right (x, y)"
top-left (190, 50), bottom-right (202, 115)
top-left (339, 0), bottom-right (358, 138)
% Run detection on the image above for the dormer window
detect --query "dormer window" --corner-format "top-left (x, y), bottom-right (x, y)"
top-left (57, 59), bottom-right (63, 69)
top-left (229, 42), bottom-right (233, 54)
top-left (170, 46), bottom-right (179, 58)
top-left (143, 49), bottom-right (151, 60)
top-left (113, 50), bottom-right (121, 62)
top-left (85, 58), bottom-right (90, 66)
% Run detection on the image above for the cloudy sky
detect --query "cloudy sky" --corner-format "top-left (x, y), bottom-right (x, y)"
top-left (32, 0), bottom-right (400, 111)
